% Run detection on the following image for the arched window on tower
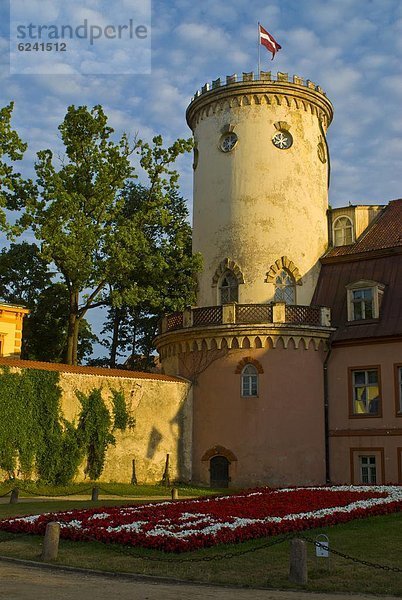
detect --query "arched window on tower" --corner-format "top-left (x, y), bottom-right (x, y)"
top-left (241, 364), bottom-right (258, 397)
top-left (219, 271), bottom-right (238, 304)
top-left (274, 270), bottom-right (296, 304)
top-left (241, 364), bottom-right (259, 397)
top-left (333, 216), bottom-right (354, 246)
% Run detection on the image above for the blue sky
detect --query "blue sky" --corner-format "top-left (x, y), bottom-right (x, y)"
top-left (1, 0), bottom-right (402, 357)
top-left (1, 0), bottom-right (402, 211)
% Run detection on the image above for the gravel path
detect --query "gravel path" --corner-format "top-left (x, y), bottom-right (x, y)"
top-left (0, 560), bottom-right (399, 600)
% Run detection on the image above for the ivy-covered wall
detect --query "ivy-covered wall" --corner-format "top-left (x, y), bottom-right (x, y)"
top-left (0, 364), bottom-right (192, 484)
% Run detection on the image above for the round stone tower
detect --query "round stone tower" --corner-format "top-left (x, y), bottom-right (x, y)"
top-left (187, 72), bottom-right (333, 307)
top-left (155, 72), bottom-right (335, 489)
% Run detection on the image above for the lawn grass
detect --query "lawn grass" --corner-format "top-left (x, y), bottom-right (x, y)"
top-left (0, 498), bottom-right (401, 596)
top-left (0, 480), bottom-right (227, 499)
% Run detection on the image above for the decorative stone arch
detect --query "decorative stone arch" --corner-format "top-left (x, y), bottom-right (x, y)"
top-left (234, 356), bottom-right (264, 374)
top-left (265, 256), bottom-right (302, 285)
top-left (201, 445), bottom-right (238, 462)
top-left (212, 258), bottom-right (245, 287)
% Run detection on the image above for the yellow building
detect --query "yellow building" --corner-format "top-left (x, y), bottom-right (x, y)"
top-left (0, 303), bottom-right (29, 358)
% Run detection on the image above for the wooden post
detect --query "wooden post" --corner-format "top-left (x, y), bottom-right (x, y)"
top-left (91, 486), bottom-right (99, 501)
top-left (41, 522), bottom-right (60, 562)
top-left (10, 488), bottom-right (19, 504)
top-left (161, 454), bottom-right (170, 487)
top-left (171, 488), bottom-right (179, 500)
top-left (289, 539), bottom-right (308, 584)
top-left (131, 459), bottom-right (138, 485)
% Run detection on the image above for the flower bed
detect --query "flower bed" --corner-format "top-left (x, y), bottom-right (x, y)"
top-left (1, 485), bottom-right (401, 552)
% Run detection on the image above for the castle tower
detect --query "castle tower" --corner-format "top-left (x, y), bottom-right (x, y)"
top-left (155, 73), bottom-right (334, 488)
top-left (187, 72), bottom-right (333, 307)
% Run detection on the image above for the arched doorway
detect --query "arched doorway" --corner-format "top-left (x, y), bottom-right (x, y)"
top-left (210, 455), bottom-right (229, 488)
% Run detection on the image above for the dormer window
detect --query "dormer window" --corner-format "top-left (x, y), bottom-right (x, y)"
top-left (346, 280), bottom-right (384, 322)
top-left (333, 216), bottom-right (354, 246)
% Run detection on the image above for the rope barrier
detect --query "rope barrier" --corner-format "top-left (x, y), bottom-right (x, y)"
top-left (0, 522), bottom-right (401, 572)
top-left (301, 535), bottom-right (402, 573)
top-left (12, 486), bottom-right (94, 498)
top-left (54, 523), bottom-right (293, 563)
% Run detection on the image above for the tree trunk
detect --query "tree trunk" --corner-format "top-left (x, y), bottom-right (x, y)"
top-left (109, 308), bottom-right (122, 369)
top-left (66, 290), bottom-right (79, 365)
top-left (72, 317), bottom-right (81, 365)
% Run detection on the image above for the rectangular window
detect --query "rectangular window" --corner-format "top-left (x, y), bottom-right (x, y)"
top-left (351, 368), bottom-right (381, 416)
top-left (351, 288), bottom-right (373, 320)
top-left (360, 456), bottom-right (376, 484)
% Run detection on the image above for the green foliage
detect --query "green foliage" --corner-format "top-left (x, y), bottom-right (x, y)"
top-left (1, 103), bottom-right (198, 366)
top-left (0, 243), bottom-right (97, 363)
top-left (0, 368), bottom-right (82, 483)
top-left (0, 242), bottom-right (52, 306)
top-left (100, 185), bottom-right (201, 369)
top-left (111, 389), bottom-right (135, 430)
top-left (76, 389), bottom-right (115, 480)
top-left (0, 370), bottom-right (134, 483)
top-left (24, 282), bottom-right (97, 363)
top-left (0, 103), bottom-right (34, 231)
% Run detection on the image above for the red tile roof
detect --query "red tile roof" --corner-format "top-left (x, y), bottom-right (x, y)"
top-left (0, 357), bottom-right (184, 383)
top-left (325, 199), bottom-right (402, 258)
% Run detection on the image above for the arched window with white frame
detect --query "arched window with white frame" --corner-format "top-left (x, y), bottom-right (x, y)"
top-left (333, 216), bottom-right (354, 246)
top-left (241, 364), bottom-right (258, 397)
top-left (219, 271), bottom-right (238, 304)
top-left (274, 269), bottom-right (296, 304)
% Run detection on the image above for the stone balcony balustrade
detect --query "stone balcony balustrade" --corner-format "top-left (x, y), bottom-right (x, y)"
top-left (160, 303), bottom-right (331, 334)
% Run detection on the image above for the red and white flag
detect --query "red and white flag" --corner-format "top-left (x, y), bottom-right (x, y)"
top-left (259, 23), bottom-right (281, 60)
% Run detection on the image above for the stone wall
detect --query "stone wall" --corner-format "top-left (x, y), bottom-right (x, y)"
top-left (0, 359), bottom-right (192, 484)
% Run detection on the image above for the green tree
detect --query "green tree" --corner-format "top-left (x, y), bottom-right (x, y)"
top-left (24, 282), bottom-right (97, 363)
top-left (0, 241), bottom-right (52, 306)
top-left (0, 103), bottom-right (33, 231)
top-left (98, 185), bottom-right (201, 369)
top-left (17, 105), bottom-right (194, 365)
top-left (0, 243), bottom-right (96, 362)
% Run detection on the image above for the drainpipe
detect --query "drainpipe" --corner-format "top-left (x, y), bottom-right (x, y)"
top-left (323, 341), bottom-right (332, 484)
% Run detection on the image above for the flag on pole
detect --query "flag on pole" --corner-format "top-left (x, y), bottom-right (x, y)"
top-left (259, 23), bottom-right (281, 60)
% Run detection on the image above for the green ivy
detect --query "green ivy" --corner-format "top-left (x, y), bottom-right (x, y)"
top-left (111, 388), bottom-right (136, 430)
top-left (0, 368), bottom-right (81, 483)
top-left (0, 368), bottom-right (133, 483)
top-left (76, 388), bottom-right (116, 481)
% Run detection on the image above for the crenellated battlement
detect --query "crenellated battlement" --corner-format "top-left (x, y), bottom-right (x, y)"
top-left (186, 71), bottom-right (333, 130)
top-left (190, 71), bottom-right (327, 101)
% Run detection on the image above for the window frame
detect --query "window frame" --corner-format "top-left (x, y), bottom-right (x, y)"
top-left (333, 215), bottom-right (354, 246)
top-left (348, 366), bottom-right (382, 418)
top-left (274, 269), bottom-right (296, 305)
top-left (350, 447), bottom-right (385, 484)
top-left (241, 364), bottom-right (259, 398)
top-left (359, 455), bottom-right (377, 484)
top-left (219, 271), bottom-right (239, 305)
top-left (394, 364), bottom-right (402, 417)
top-left (346, 280), bottom-right (384, 322)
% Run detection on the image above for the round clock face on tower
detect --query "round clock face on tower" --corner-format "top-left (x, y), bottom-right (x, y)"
top-left (220, 132), bottom-right (238, 152)
top-left (272, 130), bottom-right (293, 149)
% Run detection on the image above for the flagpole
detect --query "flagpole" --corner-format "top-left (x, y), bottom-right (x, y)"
top-left (257, 21), bottom-right (261, 80)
